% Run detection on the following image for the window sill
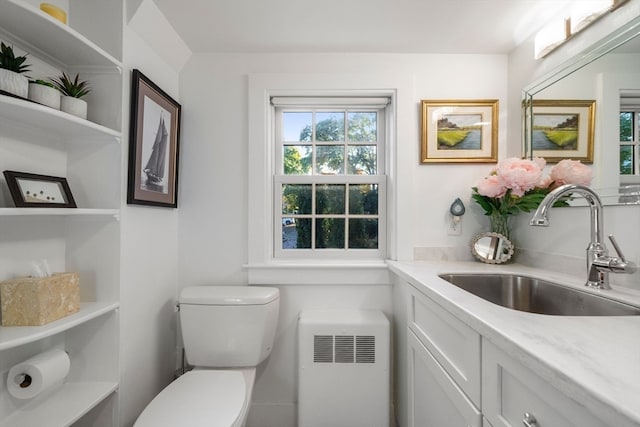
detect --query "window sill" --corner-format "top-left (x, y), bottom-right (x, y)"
top-left (244, 260), bottom-right (391, 285)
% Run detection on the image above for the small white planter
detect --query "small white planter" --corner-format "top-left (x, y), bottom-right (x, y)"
top-left (0, 69), bottom-right (28, 98)
top-left (60, 96), bottom-right (87, 120)
top-left (28, 83), bottom-right (61, 109)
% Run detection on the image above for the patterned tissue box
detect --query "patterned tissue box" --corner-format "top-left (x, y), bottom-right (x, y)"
top-left (0, 272), bottom-right (80, 326)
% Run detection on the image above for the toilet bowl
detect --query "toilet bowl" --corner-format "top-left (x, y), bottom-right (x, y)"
top-left (134, 368), bottom-right (256, 427)
top-left (133, 286), bottom-right (279, 427)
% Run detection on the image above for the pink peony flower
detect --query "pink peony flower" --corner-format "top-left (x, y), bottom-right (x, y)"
top-left (549, 159), bottom-right (592, 188)
top-left (532, 156), bottom-right (546, 170)
top-left (476, 174), bottom-right (506, 198)
top-left (496, 157), bottom-right (543, 197)
top-left (537, 175), bottom-right (553, 189)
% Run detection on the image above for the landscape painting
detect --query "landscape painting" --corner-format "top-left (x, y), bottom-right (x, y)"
top-left (421, 99), bottom-right (498, 163)
top-left (531, 100), bottom-right (595, 163)
top-left (437, 114), bottom-right (483, 150)
top-left (532, 113), bottom-right (578, 151)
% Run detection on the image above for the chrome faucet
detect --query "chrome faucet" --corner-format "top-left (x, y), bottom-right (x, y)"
top-left (529, 184), bottom-right (636, 290)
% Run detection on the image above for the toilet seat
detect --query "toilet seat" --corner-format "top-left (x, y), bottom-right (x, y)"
top-left (134, 370), bottom-right (246, 427)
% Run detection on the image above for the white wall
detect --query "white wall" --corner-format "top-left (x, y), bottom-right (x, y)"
top-left (178, 52), bottom-right (507, 427)
top-left (118, 2), bottom-right (183, 425)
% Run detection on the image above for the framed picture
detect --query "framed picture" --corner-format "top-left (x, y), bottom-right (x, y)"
top-left (128, 69), bottom-right (181, 207)
top-left (420, 99), bottom-right (498, 163)
top-left (3, 170), bottom-right (76, 208)
top-left (531, 99), bottom-right (595, 163)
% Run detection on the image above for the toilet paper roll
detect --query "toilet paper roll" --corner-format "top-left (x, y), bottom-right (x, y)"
top-left (7, 348), bottom-right (70, 399)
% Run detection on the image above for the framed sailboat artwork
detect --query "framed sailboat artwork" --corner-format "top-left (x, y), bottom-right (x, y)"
top-left (128, 69), bottom-right (181, 207)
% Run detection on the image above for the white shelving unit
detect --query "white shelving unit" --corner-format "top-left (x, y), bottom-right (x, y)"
top-left (0, 381), bottom-right (120, 427)
top-left (0, 302), bottom-right (119, 351)
top-left (0, 208), bottom-right (120, 218)
top-left (0, 1), bottom-right (123, 425)
top-left (0, 95), bottom-right (121, 143)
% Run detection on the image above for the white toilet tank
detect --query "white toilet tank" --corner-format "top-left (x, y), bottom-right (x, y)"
top-left (179, 286), bottom-right (280, 368)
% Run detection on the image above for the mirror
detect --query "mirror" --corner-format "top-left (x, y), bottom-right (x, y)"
top-left (523, 13), bottom-right (640, 205)
top-left (471, 232), bottom-right (514, 264)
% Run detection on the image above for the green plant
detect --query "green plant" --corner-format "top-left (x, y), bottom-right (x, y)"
top-left (51, 72), bottom-right (91, 98)
top-left (30, 79), bottom-right (55, 88)
top-left (0, 42), bottom-right (30, 74)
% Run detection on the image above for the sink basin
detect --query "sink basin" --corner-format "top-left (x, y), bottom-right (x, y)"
top-left (438, 273), bottom-right (640, 316)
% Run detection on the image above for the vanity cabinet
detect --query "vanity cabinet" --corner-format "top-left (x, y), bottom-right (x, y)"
top-left (406, 283), bottom-right (482, 427)
top-left (408, 330), bottom-right (482, 427)
top-left (482, 340), bottom-right (607, 427)
top-left (0, 1), bottom-right (123, 425)
top-left (402, 278), bottom-right (610, 427)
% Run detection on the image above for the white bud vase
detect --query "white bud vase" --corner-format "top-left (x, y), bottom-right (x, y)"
top-left (0, 69), bottom-right (28, 98)
top-left (60, 96), bottom-right (87, 119)
top-left (28, 83), bottom-right (61, 109)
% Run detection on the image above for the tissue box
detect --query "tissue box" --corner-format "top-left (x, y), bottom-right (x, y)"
top-left (0, 272), bottom-right (80, 326)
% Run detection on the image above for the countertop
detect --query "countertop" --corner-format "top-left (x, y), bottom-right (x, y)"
top-left (388, 260), bottom-right (640, 427)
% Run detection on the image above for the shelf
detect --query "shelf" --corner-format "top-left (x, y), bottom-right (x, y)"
top-left (0, 381), bottom-right (118, 427)
top-left (0, 0), bottom-right (122, 70)
top-left (0, 302), bottom-right (119, 351)
top-left (0, 208), bottom-right (120, 218)
top-left (0, 94), bottom-right (121, 143)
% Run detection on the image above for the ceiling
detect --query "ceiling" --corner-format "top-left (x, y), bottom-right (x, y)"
top-left (152, 0), bottom-right (573, 54)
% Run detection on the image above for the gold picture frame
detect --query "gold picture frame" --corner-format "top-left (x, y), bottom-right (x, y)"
top-left (531, 99), bottom-right (595, 163)
top-left (420, 99), bottom-right (498, 163)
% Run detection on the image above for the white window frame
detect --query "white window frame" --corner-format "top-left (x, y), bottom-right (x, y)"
top-left (272, 101), bottom-right (388, 260)
top-left (247, 73), bottom-right (413, 285)
top-left (620, 107), bottom-right (640, 177)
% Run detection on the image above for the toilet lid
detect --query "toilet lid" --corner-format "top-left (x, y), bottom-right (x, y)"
top-left (134, 370), bottom-right (246, 427)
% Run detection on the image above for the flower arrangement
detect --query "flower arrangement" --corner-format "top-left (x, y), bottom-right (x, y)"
top-left (472, 157), bottom-right (592, 238)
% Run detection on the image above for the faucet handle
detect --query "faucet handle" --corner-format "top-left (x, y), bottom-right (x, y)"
top-left (608, 234), bottom-right (628, 262)
top-left (602, 234), bottom-right (637, 275)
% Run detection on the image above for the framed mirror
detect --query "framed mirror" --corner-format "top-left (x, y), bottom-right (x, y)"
top-left (522, 11), bottom-right (640, 205)
top-left (471, 232), bottom-right (514, 264)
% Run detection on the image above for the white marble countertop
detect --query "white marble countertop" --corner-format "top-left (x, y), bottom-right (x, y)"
top-left (387, 260), bottom-right (640, 427)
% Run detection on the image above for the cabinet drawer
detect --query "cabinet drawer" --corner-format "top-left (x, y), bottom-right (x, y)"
top-left (408, 284), bottom-right (481, 406)
top-left (482, 340), bottom-right (607, 427)
top-left (408, 329), bottom-right (482, 427)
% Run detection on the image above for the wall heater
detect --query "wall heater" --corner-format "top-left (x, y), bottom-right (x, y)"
top-left (298, 309), bottom-right (390, 427)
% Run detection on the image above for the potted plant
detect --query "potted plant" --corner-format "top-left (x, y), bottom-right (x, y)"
top-left (0, 42), bottom-right (30, 98)
top-left (51, 72), bottom-right (91, 119)
top-left (28, 79), bottom-right (60, 109)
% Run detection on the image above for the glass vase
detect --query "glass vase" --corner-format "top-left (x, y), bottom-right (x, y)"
top-left (489, 211), bottom-right (512, 240)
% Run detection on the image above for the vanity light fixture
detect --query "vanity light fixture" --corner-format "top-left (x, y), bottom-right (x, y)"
top-left (534, 0), bottom-right (628, 59)
top-left (570, 0), bottom-right (615, 34)
top-left (534, 18), bottom-right (569, 59)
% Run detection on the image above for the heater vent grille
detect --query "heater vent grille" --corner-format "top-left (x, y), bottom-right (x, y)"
top-left (356, 335), bottom-right (375, 363)
top-left (313, 335), bottom-right (333, 363)
top-left (313, 335), bottom-right (375, 364)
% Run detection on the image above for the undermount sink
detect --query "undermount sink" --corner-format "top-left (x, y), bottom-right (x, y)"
top-left (438, 273), bottom-right (640, 316)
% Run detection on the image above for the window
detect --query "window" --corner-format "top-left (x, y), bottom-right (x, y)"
top-left (620, 108), bottom-right (640, 175)
top-left (272, 97), bottom-right (388, 260)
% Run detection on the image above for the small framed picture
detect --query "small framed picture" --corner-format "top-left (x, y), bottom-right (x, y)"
top-left (128, 69), bottom-right (181, 208)
top-left (3, 171), bottom-right (77, 208)
top-left (531, 99), bottom-right (595, 163)
top-left (420, 99), bottom-right (499, 163)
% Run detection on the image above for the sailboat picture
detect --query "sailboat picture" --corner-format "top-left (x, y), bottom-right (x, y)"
top-left (141, 96), bottom-right (171, 194)
top-left (127, 69), bottom-right (181, 208)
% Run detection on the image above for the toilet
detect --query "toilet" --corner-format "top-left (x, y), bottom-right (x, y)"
top-left (134, 286), bottom-right (280, 427)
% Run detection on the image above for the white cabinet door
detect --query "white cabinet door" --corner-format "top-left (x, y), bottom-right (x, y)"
top-left (407, 284), bottom-right (481, 406)
top-left (408, 329), bottom-right (482, 427)
top-left (482, 340), bottom-right (607, 427)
